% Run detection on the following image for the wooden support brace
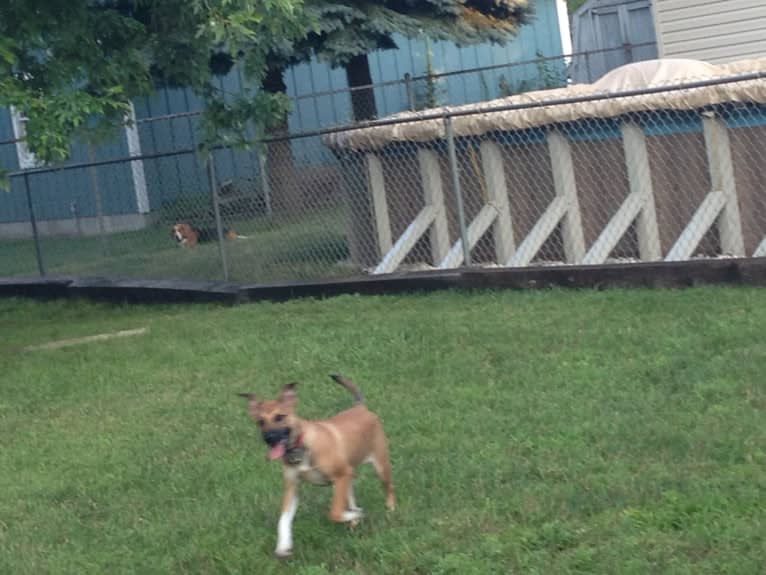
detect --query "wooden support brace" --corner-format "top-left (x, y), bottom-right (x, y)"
top-left (622, 123), bottom-right (661, 260)
top-left (366, 154), bottom-right (392, 256)
top-left (665, 191), bottom-right (726, 262)
top-left (372, 148), bottom-right (450, 274)
top-left (583, 191), bottom-right (643, 265)
top-left (548, 131), bottom-right (585, 264)
top-left (373, 207), bottom-right (436, 274)
top-left (479, 141), bottom-right (515, 263)
top-left (506, 196), bottom-right (567, 267)
top-left (439, 204), bottom-right (498, 269)
top-left (703, 115), bottom-right (744, 257)
top-left (418, 149), bottom-right (450, 265)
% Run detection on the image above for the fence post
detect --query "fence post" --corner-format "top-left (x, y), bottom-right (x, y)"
top-left (404, 73), bottom-right (415, 111)
top-left (258, 148), bottom-right (273, 219)
top-left (444, 116), bottom-right (472, 266)
top-left (366, 153), bottom-right (392, 256)
top-left (207, 153), bottom-right (230, 281)
top-left (703, 113), bottom-right (744, 257)
top-left (23, 172), bottom-right (45, 276)
top-left (87, 144), bottom-right (109, 258)
top-left (418, 148), bottom-right (451, 265)
top-left (479, 141), bottom-right (515, 263)
top-left (547, 131), bottom-right (585, 264)
top-left (622, 123), bottom-right (661, 260)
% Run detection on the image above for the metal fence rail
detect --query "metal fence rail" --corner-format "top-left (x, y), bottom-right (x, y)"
top-left (2, 70), bottom-right (765, 284)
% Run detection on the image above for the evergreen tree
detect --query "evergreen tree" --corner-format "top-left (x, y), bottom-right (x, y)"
top-left (303, 0), bottom-right (534, 120)
top-left (253, 0), bottom-right (533, 214)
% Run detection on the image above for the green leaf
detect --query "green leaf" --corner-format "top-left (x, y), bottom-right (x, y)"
top-left (1, 0), bottom-right (310, 165)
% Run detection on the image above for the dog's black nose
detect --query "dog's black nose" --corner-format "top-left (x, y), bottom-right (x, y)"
top-left (263, 428), bottom-right (290, 446)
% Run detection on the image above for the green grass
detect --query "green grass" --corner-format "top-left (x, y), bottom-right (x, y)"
top-left (2, 287), bottom-right (766, 574)
top-left (0, 208), bottom-right (353, 283)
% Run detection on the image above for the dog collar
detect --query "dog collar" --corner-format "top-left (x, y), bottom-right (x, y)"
top-left (284, 433), bottom-right (305, 466)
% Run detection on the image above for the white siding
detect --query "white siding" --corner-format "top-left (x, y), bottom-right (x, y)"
top-left (653, 0), bottom-right (766, 63)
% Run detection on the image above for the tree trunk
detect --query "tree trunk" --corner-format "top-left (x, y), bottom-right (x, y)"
top-left (262, 64), bottom-right (300, 215)
top-left (345, 53), bottom-right (378, 122)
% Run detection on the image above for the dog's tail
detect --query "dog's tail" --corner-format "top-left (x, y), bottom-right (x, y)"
top-left (329, 374), bottom-right (364, 404)
top-left (224, 229), bottom-right (250, 240)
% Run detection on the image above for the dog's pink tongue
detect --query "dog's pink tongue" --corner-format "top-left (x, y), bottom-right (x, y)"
top-left (268, 443), bottom-right (286, 461)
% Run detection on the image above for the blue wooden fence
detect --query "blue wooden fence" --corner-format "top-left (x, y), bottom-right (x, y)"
top-left (1, 0), bottom-right (567, 225)
top-left (0, 109), bottom-right (139, 224)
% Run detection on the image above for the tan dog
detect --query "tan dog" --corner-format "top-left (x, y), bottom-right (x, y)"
top-left (171, 222), bottom-right (241, 248)
top-left (238, 375), bottom-right (395, 558)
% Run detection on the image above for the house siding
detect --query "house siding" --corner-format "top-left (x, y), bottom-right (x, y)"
top-left (653, 0), bottom-right (766, 63)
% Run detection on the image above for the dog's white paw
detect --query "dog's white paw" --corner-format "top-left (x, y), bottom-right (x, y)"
top-left (342, 509), bottom-right (365, 528)
top-left (274, 547), bottom-right (292, 559)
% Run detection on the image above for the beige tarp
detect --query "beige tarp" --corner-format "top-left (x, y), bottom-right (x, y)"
top-left (323, 58), bottom-right (766, 151)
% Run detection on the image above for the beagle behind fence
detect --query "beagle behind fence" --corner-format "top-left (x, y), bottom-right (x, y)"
top-left (171, 223), bottom-right (246, 248)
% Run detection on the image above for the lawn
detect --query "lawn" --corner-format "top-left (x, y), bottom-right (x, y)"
top-left (0, 208), bottom-right (353, 283)
top-left (1, 288), bottom-right (765, 574)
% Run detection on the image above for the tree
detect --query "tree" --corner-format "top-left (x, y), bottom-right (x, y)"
top-left (251, 0), bottom-right (534, 214)
top-left (0, 0), bottom-right (313, 172)
top-left (304, 0), bottom-right (535, 120)
top-left (567, 0), bottom-right (588, 13)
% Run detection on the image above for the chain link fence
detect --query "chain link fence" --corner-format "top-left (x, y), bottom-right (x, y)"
top-left (0, 131), bottom-right (353, 283)
top-left (2, 67), bottom-right (765, 284)
top-left (326, 70), bottom-right (766, 275)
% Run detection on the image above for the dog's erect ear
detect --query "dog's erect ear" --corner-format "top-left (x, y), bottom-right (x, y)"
top-left (278, 383), bottom-right (298, 408)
